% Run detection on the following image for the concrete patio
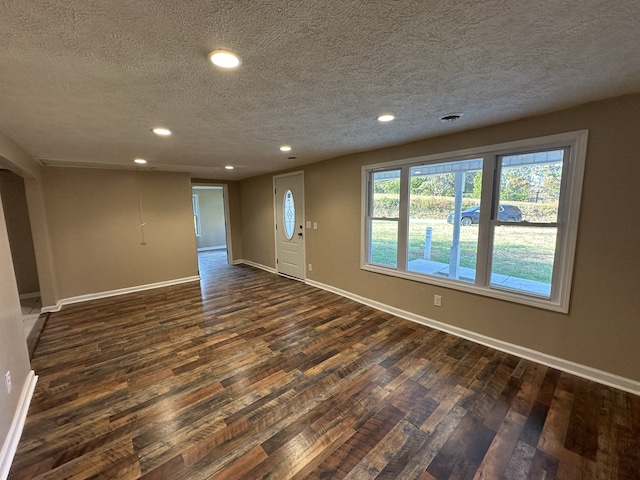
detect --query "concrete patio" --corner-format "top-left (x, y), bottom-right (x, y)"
top-left (407, 258), bottom-right (551, 297)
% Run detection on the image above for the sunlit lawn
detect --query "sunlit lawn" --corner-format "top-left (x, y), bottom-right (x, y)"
top-left (371, 219), bottom-right (556, 282)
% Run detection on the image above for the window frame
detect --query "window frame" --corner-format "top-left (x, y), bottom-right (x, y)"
top-left (366, 168), bottom-right (403, 267)
top-left (360, 130), bottom-right (588, 313)
top-left (192, 193), bottom-right (201, 237)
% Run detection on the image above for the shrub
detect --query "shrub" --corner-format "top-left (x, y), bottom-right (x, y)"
top-left (409, 196), bottom-right (477, 219)
top-left (372, 195), bottom-right (400, 217)
top-left (373, 194), bottom-right (558, 222)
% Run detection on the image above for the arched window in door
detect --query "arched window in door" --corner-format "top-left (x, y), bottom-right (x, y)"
top-left (283, 189), bottom-right (295, 240)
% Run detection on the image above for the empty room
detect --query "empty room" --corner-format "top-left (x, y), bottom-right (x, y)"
top-left (0, 1), bottom-right (639, 479)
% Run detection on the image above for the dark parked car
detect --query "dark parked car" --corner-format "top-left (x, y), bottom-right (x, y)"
top-left (447, 204), bottom-right (523, 226)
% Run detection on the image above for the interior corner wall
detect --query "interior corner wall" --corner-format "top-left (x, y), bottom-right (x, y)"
top-left (42, 168), bottom-right (199, 301)
top-left (0, 132), bottom-right (59, 308)
top-left (0, 171), bottom-right (39, 295)
top-left (239, 93), bottom-right (640, 383)
top-left (239, 174), bottom-right (275, 267)
top-left (226, 182), bottom-right (243, 261)
top-left (23, 175), bottom-right (59, 308)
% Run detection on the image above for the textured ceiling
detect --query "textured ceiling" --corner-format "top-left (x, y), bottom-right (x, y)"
top-left (1, 1), bottom-right (640, 180)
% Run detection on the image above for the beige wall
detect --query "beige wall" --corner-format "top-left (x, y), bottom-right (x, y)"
top-left (0, 171), bottom-right (40, 295)
top-left (0, 142), bottom-right (35, 457)
top-left (23, 176), bottom-right (59, 307)
top-left (226, 182), bottom-right (243, 262)
top-left (42, 168), bottom-right (199, 300)
top-left (240, 93), bottom-right (640, 383)
top-left (0, 195), bottom-right (31, 445)
top-left (240, 175), bottom-right (276, 267)
top-left (193, 187), bottom-right (226, 250)
top-left (0, 136), bottom-right (43, 456)
top-left (0, 133), bottom-right (58, 307)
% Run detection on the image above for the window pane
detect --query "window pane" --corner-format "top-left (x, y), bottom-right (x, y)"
top-left (498, 150), bottom-right (564, 222)
top-left (371, 170), bottom-right (400, 218)
top-left (493, 149), bottom-right (564, 297)
top-left (370, 220), bottom-right (398, 267)
top-left (491, 225), bottom-right (557, 297)
top-left (283, 189), bottom-right (295, 240)
top-left (192, 194), bottom-right (200, 236)
top-left (407, 159), bottom-right (482, 283)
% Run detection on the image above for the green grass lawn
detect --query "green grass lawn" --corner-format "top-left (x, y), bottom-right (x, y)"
top-left (371, 219), bottom-right (556, 282)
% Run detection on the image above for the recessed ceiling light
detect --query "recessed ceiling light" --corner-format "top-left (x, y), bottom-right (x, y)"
top-left (378, 114), bottom-right (395, 122)
top-left (439, 113), bottom-right (464, 123)
top-left (134, 158), bottom-right (147, 164)
top-left (225, 165), bottom-right (234, 170)
top-left (152, 128), bottom-right (171, 136)
top-left (280, 145), bottom-right (292, 152)
top-left (209, 50), bottom-right (241, 69)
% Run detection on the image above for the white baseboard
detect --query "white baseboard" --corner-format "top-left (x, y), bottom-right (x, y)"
top-left (197, 245), bottom-right (227, 252)
top-left (0, 370), bottom-right (37, 480)
top-left (41, 275), bottom-right (201, 313)
top-left (238, 259), bottom-right (277, 274)
top-left (306, 279), bottom-right (640, 396)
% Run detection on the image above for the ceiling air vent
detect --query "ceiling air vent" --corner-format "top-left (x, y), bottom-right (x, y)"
top-left (439, 113), bottom-right (464, 123)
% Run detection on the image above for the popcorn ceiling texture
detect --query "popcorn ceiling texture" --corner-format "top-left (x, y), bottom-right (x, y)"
top-left (0, 0), bottom-right (639, 179)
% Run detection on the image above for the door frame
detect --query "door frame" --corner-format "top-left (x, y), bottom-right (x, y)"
top-left (273, 171), bottom-right (306, 280)
top-left (191, 183), bottom-right (233, 265)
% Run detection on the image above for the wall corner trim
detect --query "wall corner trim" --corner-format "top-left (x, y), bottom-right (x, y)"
top-left (306, 279), bottom-right (640, 397)
top-left (40, 276), bottom-right (201, 313)
top-left (0, 370), bottom-right (37, 480)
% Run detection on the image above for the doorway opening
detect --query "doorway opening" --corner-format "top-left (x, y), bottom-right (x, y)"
top-left (0, 170), bottom-right (42, 341)
top-left (191, 184), bottom-right (232, 276)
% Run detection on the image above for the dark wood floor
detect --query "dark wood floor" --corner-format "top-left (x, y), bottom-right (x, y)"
top-left (9, 250), bottom-right (640, 479)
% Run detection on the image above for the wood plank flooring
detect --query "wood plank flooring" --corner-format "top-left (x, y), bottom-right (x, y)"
top-left (9, 250), bottom-right (640, 479)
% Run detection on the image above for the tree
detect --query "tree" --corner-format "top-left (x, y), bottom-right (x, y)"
top-left (500, 166), bottom-right (531, 201)
top-left (538, 163), bottom-right (562, 202)
top-left (374, 178), bottom-right (400, 194)
top-left (471, 171), bottom-right (482, 198)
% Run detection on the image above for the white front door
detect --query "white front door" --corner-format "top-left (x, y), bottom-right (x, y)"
top-left (274, 172), bottom-right (305, 279)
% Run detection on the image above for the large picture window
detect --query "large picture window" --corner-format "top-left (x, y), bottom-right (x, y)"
top-left (362, 131), bottom-right (588, 312)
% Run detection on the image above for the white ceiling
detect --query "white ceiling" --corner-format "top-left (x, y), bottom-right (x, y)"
top-left (1, 1), bottom-right (640, 180)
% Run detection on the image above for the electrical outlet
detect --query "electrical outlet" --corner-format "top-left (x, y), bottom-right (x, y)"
top-left (5, 371), bottom-right (11, 394)
top-left (434, 295), bottom-right (442, 307)
top-left (308, 263), bottom-right (313, 271)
